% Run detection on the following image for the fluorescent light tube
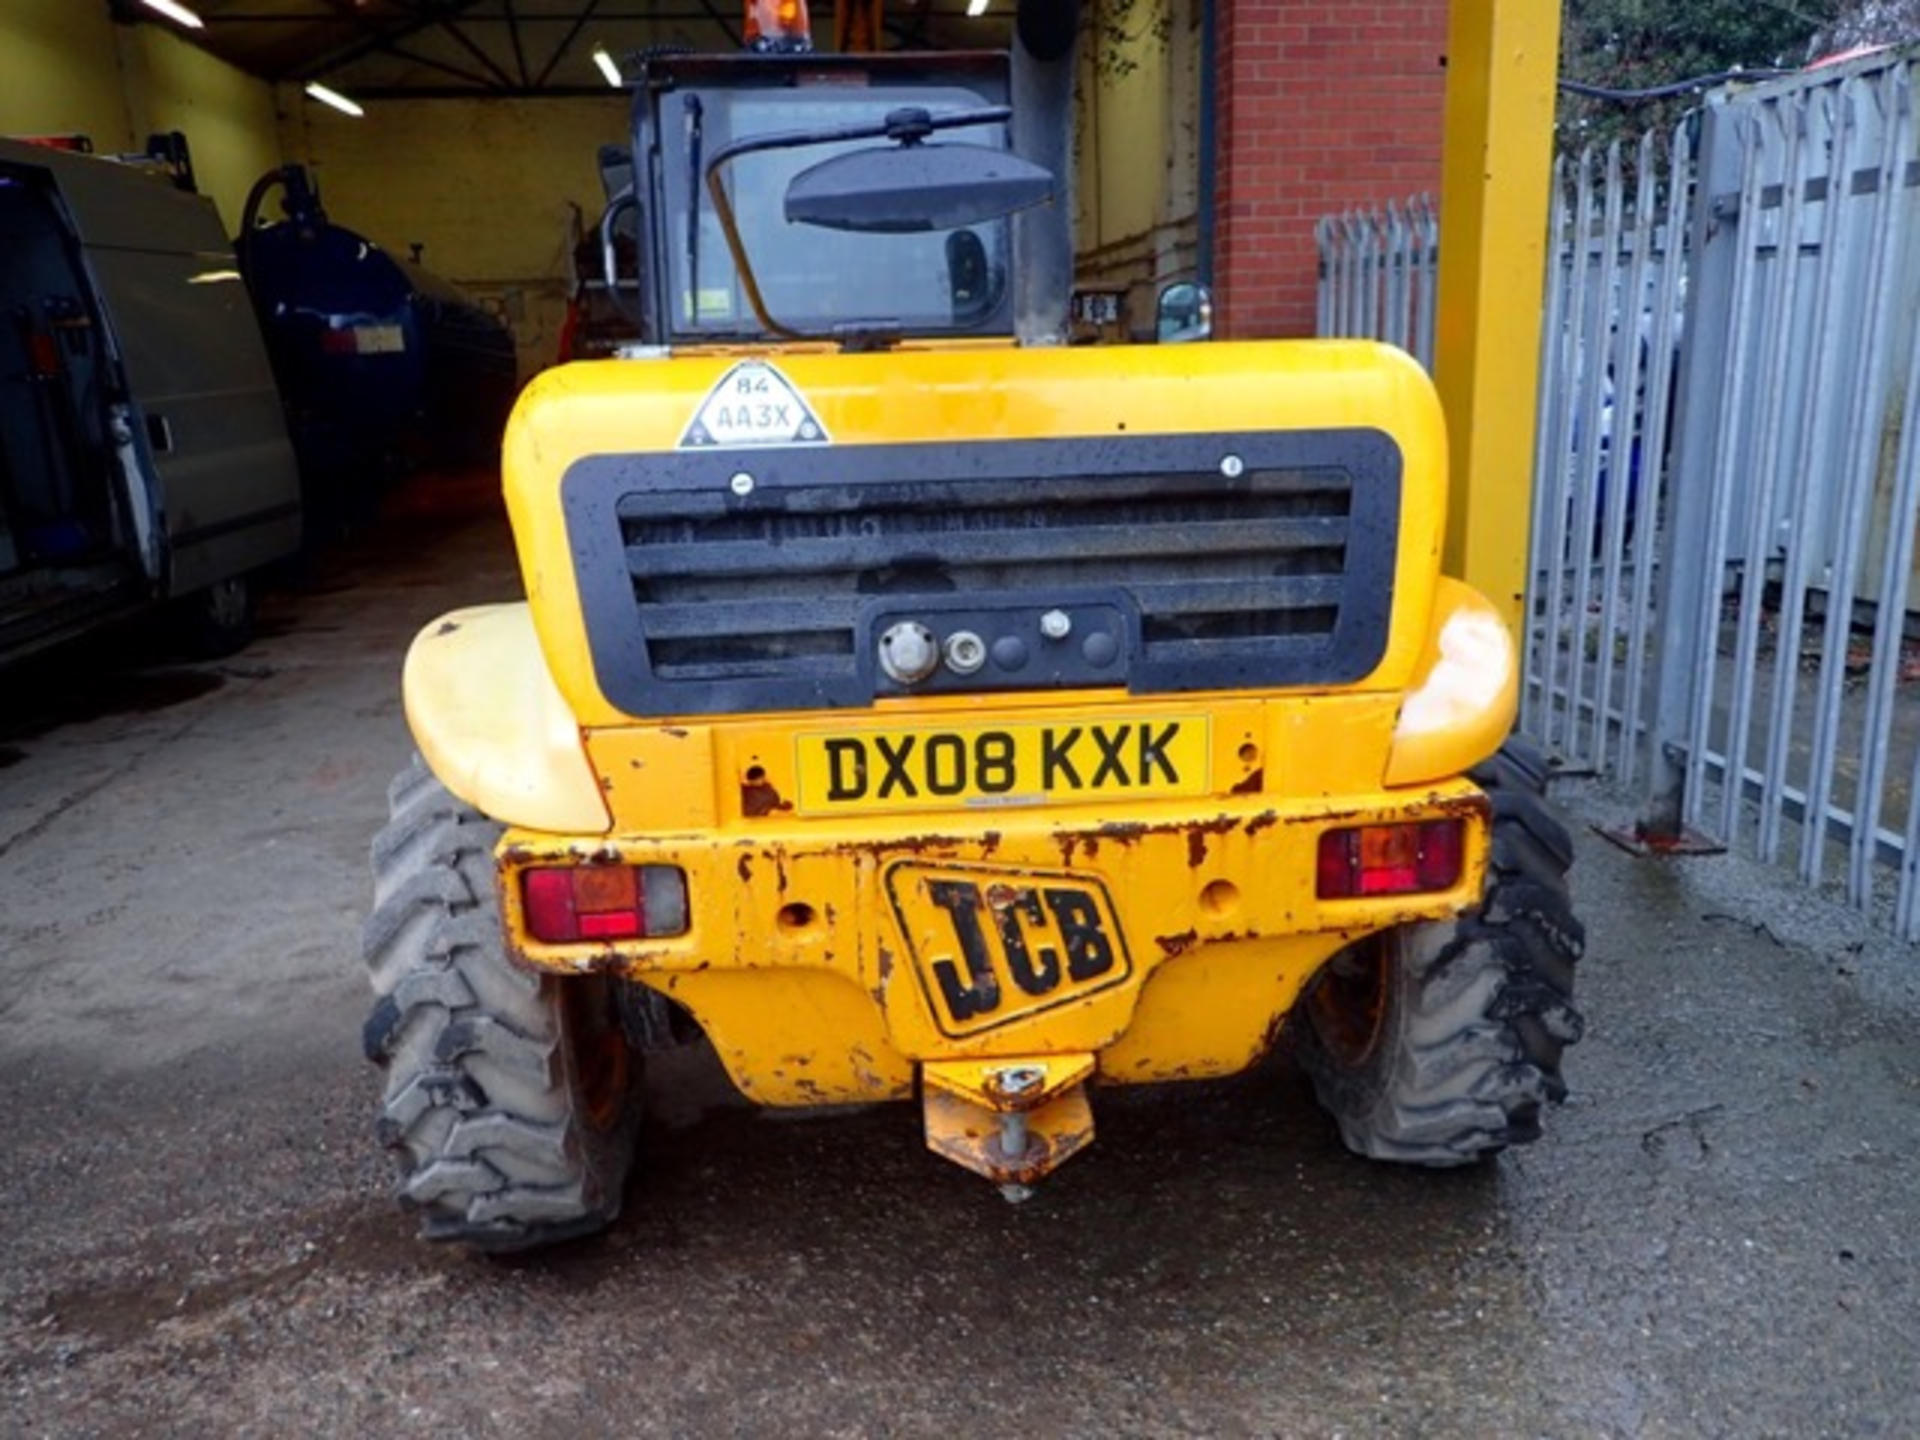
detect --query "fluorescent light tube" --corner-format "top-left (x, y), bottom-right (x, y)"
top-left (967, 0), bottom-right (989, 15)
top-left (141, 0), bottom-right (206, 28)
top-left (304, 82), bottom-right (366, 118)
top-left (592, 45), bottom-right (623, 87)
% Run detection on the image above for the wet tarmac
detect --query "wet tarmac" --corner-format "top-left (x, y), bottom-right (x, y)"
top-left (1, 474), bottom-right (1916, 1438)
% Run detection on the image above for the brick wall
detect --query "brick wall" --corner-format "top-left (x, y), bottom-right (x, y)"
top-left (1216, 1), bottom-right (1449, 338)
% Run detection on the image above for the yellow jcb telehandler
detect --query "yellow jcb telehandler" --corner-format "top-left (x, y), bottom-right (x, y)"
top-left (361, 0), bottom-right (1583, 1250)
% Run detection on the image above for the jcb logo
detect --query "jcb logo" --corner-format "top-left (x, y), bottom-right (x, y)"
top-left (885, 863), bottom-right (1134, 1037)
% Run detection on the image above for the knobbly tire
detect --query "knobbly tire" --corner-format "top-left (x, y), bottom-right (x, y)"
top-left (1292, 737), bottom-right (1585, 1165)
top-left (362, 756), bottom-right (643, 1251)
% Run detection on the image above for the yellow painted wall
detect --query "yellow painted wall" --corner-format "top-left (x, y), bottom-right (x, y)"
top-left (0, 2), bottom-right (138, 157)
top-left (126, 27), bottom-right (283, 228)
top-left (1087, 6), bottom-right (1170, 245)
top-left (279, 94), bottom-right (631, 377)
top-left (1073, 0), bottom-right (1201, 337)
top-left (0, 1), bottom-right (281, 230)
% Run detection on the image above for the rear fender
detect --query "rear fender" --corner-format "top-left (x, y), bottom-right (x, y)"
top-left (1383, 577), bottom-right (1518, 787)
top-left (402, 602), bottom-right (610, 834)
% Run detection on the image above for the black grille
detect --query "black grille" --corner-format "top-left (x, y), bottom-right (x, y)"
top-left (563, 432), bottom-right (1401, 717)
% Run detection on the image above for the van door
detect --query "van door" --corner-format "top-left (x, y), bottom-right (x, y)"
top-left (0, 160), bottom-right (152, 659)
top-left (50, 150), bottom-right (302, 603)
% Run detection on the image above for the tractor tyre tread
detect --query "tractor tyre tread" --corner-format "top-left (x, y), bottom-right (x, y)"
top-left (1294, 737), bottom-right (1585, 1166)
top-left (362, 756), bottom-right (639, 1252)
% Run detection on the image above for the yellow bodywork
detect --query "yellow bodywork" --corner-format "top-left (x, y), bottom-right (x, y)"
top-left (505, 341), bottom-right (1450, 727)
top-left (407, 337), bottom-right (1519, 1184)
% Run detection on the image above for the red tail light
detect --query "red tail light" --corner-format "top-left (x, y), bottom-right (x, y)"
top-left (523, 864), bottom-right (689, 942)
top-left (26, 331), bottom-right (61, 378)
top-left (1316, 820), bottom-right (1466, 899)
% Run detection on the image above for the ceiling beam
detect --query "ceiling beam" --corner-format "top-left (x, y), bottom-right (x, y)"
top-left (204, 9), bottom-right (745, 20)
top-left (503, 0), bottom-right (532, 87)
top-left (379, 43), bottom-right (503, 89)
top-left (349, 83), bottom-right (626, 99)
top-left (195, 0), bottom-right (1000, 86)
top-left (535, 0), bottom-right (605, 89)
top-left (434, 14), bottom-right (521, 89)
top-left (692, 0), bottom-right (742, 49)
top-left (297, 0), bottom-right (491, 81)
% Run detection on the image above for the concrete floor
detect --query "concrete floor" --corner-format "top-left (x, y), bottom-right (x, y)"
top-left (2, 473), bottom-right (1916, 1438)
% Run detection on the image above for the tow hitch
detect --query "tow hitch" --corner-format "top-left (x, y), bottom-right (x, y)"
top-left (920, 1054), bottom-right (1096, 1202)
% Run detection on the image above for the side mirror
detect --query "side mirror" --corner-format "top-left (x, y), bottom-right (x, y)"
top-left (785, 141), bottom-right (1053, 234)
top-left (947, 229), bottom-right (992, 322)
top-left (1156, 281), bottom-right (1213, 344)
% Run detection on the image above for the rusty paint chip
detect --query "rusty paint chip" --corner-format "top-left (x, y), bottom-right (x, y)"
top-left (740, 779), bottom-right (791, 818)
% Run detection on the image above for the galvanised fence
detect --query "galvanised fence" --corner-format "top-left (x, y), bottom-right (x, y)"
top-left (1314, 196), bottom-right (1440, 372)
top-left (1318, 50), bottom-right (1920, 938)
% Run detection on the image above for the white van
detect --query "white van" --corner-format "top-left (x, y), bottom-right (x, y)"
top-left (0, 138), bottom-right (301, 662)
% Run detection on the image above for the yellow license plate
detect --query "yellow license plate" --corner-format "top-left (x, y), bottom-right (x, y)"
top-left (793, 716), bottom-right (1210, 815)
top-left (884, 861), bottom-right (1135, 1037)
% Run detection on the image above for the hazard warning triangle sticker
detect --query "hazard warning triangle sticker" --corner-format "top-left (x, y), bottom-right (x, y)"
top-left (679, 359), bottom-right (830, 449)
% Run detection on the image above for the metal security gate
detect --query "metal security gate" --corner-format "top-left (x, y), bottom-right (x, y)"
top-left (1318, 50), bottom-right (1920, 938)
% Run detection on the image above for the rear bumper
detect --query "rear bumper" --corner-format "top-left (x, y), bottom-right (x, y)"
top-left (496, 783), bottom-right (1489, 1106)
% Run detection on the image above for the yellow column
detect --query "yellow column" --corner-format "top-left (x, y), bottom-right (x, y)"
top-left (1431, 0), bottom-right (1561, 631)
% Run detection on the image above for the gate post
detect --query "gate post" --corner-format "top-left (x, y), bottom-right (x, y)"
top-left (1637, 100), bottom-right (1742, 842)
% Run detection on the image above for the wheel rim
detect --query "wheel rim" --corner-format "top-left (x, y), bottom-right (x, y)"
top-left (564, 979), bottom-right (632, 1133)
top-left (1304, 934), bottom-right (1392, 1070)
top-left (204, 577), bottom-right (249, 630)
